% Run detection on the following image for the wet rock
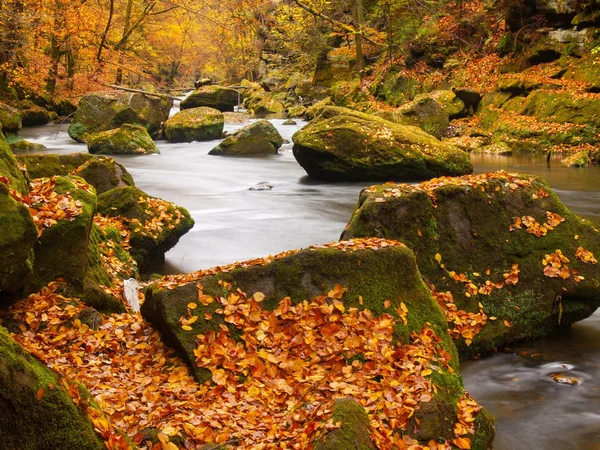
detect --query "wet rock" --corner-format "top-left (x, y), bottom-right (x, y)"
top-left (68, 91), bottom-right (172, 143)
top-left (472, 142), bottom-right (513, 155)
top-left (243, 89), bottom-right (285, 115)
top-left (19, 100), bottom-right (50, 126)
top-left (87, 123), bottom-right (159, 155)
top-left (0, 102), bottom-right (22, 133)
top-left (0, 327), bottom-right (104, 450)
top-left (96, 186), bottom-right (194, 271)
top-left (180, 85), bottom-right (239, 112)
top-left (209, 120), bottom-right (284, 156)
top-left (71, 156), bottom-right (135, 194)
top-left (164, 107), bottom-right (224, 143)
top-left (8, 138), bottom-right (46, 153)
top-left (292, 106), bottom-right (472, 181)
top-left (282, 119), bottom-right (297, 125)
top-left (342, 171), bottom-right (600, 357)
top-left (248, 182), bottom-right (273, 191)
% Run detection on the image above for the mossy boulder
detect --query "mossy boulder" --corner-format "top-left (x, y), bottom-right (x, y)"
top-left (342, 172), bottom-right (600, 357)
top-left (72, 157), bottom-right (135, 194)
top-left (68, 92), bottom-right (172, 143)
top-left (471, 142), bottom-right (513, 155)
top-left (87, 124), bottom-right (159, 155)
top-left (0, 133), bottom-right (29, 195)
top-left (0, 182), bottom-right (37, 295)
top-left (209, 120), bottom-right (284, 155)
top-left (561, 148), bottom-right (600, 167)
top-left (8, 138), bottom-right (46, 153)
top-left (24, 176), bottom-right (97, 295)
top-left (0, 102), bottom-right (22, 132)
top-left (243, 90), bottom-right (285, 115)
top-left (180, 86), bottom-right (239, 112)
top-left (0, 327), bottom-right (104, 450)
top-left (142, 240), bottom-right (494, 448)
top-left (96, 186), bottom-right (194, 271)
top-left (164, 107), bottom-right (224, 143)
top-left (292, 107), bottom-right (473, 181)
top-left (19, 101), bottom-right (51, 126)
top-left (52, 98), bottom-right (77, 117)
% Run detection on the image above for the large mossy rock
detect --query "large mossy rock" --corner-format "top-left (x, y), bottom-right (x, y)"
top-left (0, 102), bottom-right (22, 133)
top-left (292, 107), bottom-right (473, 181)
top-left (0, 327), bottom-right (104, 450)
top-left (68, 92), bottom-right (172, 143)
top-left (16, 153), bottom-right (93, 179)
top-left (242, 89), bottom-right (285, 115)
top-left (142, 239), bottom-right (494, 448)
top-left (180, 86), bottom-right (239, 112)
top-left (164, 107), bottom-right (224, 142)
top-left (209, 119), bottom-right (284, 155)
top-left (19, 100), bottom-right (51, 126)
top-left (377, 90), bottom-right (466, 139)
top-left (24, 176), bottom-right (97, 295)
top-left (96, 186), bottom-right (194, 271)
top-left (342, 172), bottom-right (600, 357)
top-left (87, 124), bottom-right (159, 155)
top-left (0, 132), bottom-right (29, 195)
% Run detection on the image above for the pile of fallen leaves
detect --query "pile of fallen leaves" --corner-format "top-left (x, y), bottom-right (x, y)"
top-left (156, 238), bottom-right (404, 289)
top-left (130, 196), bottom-right (185, 240)
top-left (366, 171), bottom-right (535, 206)
top-left (510, 211), bottom-right (565, 237)
top-left (1, 279), bottom-right (484, 450)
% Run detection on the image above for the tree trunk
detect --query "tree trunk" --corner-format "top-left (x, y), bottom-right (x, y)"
top-left (115, 0), bottom-right (133, 84)
top-left (353, 0), bottom-right (365, 75)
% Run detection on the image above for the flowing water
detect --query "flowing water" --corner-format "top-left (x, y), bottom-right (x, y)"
top-left (19, 120), bottom-right (600, 449)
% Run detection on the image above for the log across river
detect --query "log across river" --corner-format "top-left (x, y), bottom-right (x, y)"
top-left (20, 118), bottom-right (600, 450)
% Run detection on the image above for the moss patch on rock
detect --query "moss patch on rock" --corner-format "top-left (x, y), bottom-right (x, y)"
top-left (0, 326), bottom-right (104, 450)
top-left (0, 133), bottom-right (29, 194)
top-left (180, 86), bottom-right (239, 112)
top-left (314, 399), bottom-right (376, 450)
top-left (292, 106), bottom-right (472, 181)
top-left (164, 107), bottom-right (224, 143)
top-left (88, 124), bottom-right (159, 155)
top-left (209, 119), bottom-right (284, 155)
top-left (0, 102), bottom-right (22, 132)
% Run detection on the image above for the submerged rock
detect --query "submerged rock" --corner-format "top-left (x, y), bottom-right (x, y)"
top-left (142, 239), bottom-right (494, 448)
top-left (180, 85), bottom-right (239, 112)
top-left (68, 91), bottom-right (172, 143)
top-left (209, 120), bottom-right (284, 156)
top-left (87, 124), bottom-right (159, 155)
top-left (164, 107), bottom-right (224, 142)
top-left (0, 327), bottom-right (104, 450)
top-left (342, 171), bottom-right (600, 357)
top-left (292, 107), bottom-right (472, 181)
top-left (96, 186), bottom-right (194, 271)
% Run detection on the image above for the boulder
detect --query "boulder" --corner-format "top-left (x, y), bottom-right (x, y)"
top-left (0, 327), bottom-right (104, 450)
top-left (96, 186), bottom-right (194, 271)
top-left (292, 107), bottom-right (473, 181)
top-left (471, 142), bottom-right (513, 155)
top-left (342, 171), bottom-right (600, 357)
top-left (561, 148), bottom-right (600, 167)
top-left (71, 157), bottom-right (135, 194)
top-left (164, 107), bottom-right (224, 143)
top-left (24, 176), bottom-right (97, 295)
top-left (8, 139), bottom-right (46, 153)
top-left (68, 92), bottom-right (172, 143)
top-left (209, 120), bottom-right (284, 155)
top-left (194, 78), bottom-right (213, 88)
top-left (243, 90), bottom-right (285, 115)
top-left (376, 90), bottom-right (466, 139)
top-left (0, 132), bottom-right (29, 194)
top-left (142, 239), bottom-right (494, 448)
top-left (52, 98), bottom-right (77, 117)
top-left (87, 124), bottom-right (159, 155)
top-left (16, 153), bottom-right (93, 179)
top-left (19, 100), bottom-right (50, 126)
top-left (0, 102), bottom-right (22, 133)
top-left (180, 85), bottom-right (239, 112)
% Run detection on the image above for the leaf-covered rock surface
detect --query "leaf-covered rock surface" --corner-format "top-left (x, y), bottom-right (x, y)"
top-left (96, 186), bottom-right (194, 271)
top-left (87, 123), bottom-right (159, 155)
top-left (342, 171), bottom-right (600, 357)
top-left (209, 119), bottom-right (284, 156)
top-left (180, 86), bottom-right (239, 112)
top-left (292, 107), bottom-right (472, 181)
top-left (142, 238), bottom-right (494, 449)
top-left (164, 107), bottom-right (224, 143)
top-left (67, 92), bottom-right (172, 143)
top-left (0, 326), bottom-right (105, 450)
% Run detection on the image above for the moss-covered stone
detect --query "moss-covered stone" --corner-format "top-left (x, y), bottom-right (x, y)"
top-left (209, 120), bottom-right (284, 155)
top-left (342, 172), bottom-right (600, 357)
top-left (243, 90), bottom-right (286, 115)
top-left (96, 186), bottom-right (194, 271)
top-left (87, 124), bottom-right (159, 155)
top-left (561, 148), bottom-right (600, 167)
top-left (0, 132), bottom-right (29, 194)
top-left (24, 176), bottom-right (97, 295)
top-left (68, 92), bottom-right (172, 143)
top-left (72, 156), bottom-right (135, 194)
top-left (19, 101), bottom-right (51, 126)
top-left (180, 86), bottom-right (239, 112)
top-left (0, 183), bottom-right (37, 295)
top-left (314, 399), bottom-right (376, 450)
top-left (0, 101), bottom-right (22, 132)
top-left (16, 153), bottom-right (94, 179)
top-left (8, 138), bottom-right (46, 153)
top-left (471, 142), bottom-right (513, 155)
top-left (164, 107), bottom-right (224, 143)
top-left (0, 326), bottom-right (104, 450)
top-left (292, 107), bottom-right (472, 181)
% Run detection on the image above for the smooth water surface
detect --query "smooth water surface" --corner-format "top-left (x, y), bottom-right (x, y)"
top-left (19, 120), bottom-right (600, 449)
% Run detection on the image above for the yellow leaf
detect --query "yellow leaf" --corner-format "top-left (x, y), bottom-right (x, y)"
top-left (435, 253), bottom-right (442, 263)
top-left (187, 302), bottom-right (197, 310)
top-left (181, 325), bottom-right (192, 331)
top-left (253, 292), bottom-right (265, 302)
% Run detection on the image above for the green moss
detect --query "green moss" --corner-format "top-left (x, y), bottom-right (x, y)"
top-left (292, 107), bottom-right (472, 181)
top-left (164, 107), bottom-right (224, 143)
top-left (0, 101), bottom-right (22, 132)
top-left (314, 399), bottom-right (376, 449)
top-left (87, 124), bottom-right (159, 155)
top-left (0, 133), bottom-right (29, 194)
top-left (180, 86), bottom-right (239, 112)
top-left (73, 157), bottom-right (135, 195)
top-left (209, 120), bottom-right (284, 155)
top-left (0, 326), bottom-right (104, 450)
top-left (16, 153), bottom-right (94, 179)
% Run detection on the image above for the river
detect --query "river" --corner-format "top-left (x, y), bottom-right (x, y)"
top-left (19, 119), bottom-right (600, 449)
